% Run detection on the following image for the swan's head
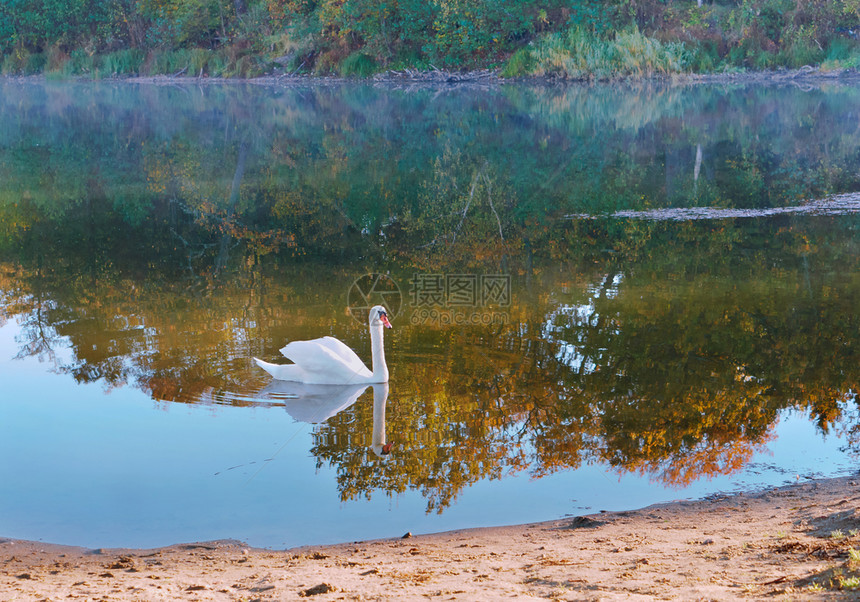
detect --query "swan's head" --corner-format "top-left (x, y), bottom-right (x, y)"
top-left (369, 305), bottom-right (392, 329)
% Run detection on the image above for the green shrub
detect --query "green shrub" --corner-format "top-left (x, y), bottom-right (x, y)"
top-left (340, 52), bottom-right (377, 77)
top-left (782, 35), bottom-right (825, 67)
top-left (821, 36), bottom-right (860, 69)
top-left (726, 39), bottom-right (752, 67)
top-left (24, 52), bottom-right (46, 73)
top-left (826, 37), bottom-right (857, 62)
top-left (387, 50), bottom-right (430, 71)
top-left (62, 49), bottom-right (97, 76)
top-left (752, 49), bottom-right (778, 69)
top-left (501, 47), bottom-right (535, 77)
top-left (688, 40), bottom-right (720, 72)
top-left (230, 54), bottom-right (255, 77)
top-left (45, 45), bottom-right (69, 72)
top-left (101, 49), bottom-right (145, 75)
top-left (1, 54), bottom-right (21, 75)
top-left (148, 48), bottom-right (208, 75)
top-left (187, 48), bottom-right (211, 75)
top-left (0, 48), bottom-right (46, 74)
top-left (207, 51), bottom-right (228, 76)
top-left (148, 50), bottom-right (173, 74)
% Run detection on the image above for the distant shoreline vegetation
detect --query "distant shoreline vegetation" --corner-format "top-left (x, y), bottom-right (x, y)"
top-left (2, 1), bottom-right (860, 80)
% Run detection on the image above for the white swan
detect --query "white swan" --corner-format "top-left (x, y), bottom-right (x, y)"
top-left (254, 305), bottom-right (391, 384)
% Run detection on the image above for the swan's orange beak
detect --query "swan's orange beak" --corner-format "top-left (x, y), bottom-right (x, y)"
top-left (382, 442), bottom-right (393, 454)
top-left (381, 313), bottom-right (392, 328)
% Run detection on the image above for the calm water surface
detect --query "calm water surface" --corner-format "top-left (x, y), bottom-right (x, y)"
top-left (0, 79), bottom-right (858, 548)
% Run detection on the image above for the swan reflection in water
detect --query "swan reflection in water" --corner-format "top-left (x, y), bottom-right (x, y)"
top-left (259, 381), bottom-right (392, 456)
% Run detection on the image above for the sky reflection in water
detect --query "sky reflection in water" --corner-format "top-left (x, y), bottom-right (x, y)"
top-left (1, 316), bottom-right (855, 549)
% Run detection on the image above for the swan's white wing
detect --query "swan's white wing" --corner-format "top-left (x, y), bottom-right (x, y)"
top-left (314, 336), bottom-right (369, 374)
top-left (279, 337), bottom-right (371, 384)
top-left (254, 357), bottom-right (308, 382)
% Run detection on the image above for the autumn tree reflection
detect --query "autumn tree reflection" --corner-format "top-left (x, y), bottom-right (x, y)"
top-left (2, 207), bottom-right (857, 509)
top-left (1, 81), bottom-right (858, 512)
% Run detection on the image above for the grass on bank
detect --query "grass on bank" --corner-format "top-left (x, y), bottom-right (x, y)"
top-left (500, 1), bottom-right (860, 81)
top-left (6, 33), bottom-right (860, 81)
top-left (5, 34), bottom-right (860, 80)
top-left (502, 27), bottom-right (690, 79)
top-left (1, 46), bottom-right (273, 79)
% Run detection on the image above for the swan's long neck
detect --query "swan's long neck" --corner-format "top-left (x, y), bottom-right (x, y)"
top-left (369, 324), bottom-right (389, 382)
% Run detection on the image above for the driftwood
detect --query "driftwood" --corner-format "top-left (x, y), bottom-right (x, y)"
top-left (373, 67), bottom-right (499, 84)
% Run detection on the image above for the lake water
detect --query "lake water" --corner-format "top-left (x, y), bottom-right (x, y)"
top-left (0, 78), bottom-right (858, 549)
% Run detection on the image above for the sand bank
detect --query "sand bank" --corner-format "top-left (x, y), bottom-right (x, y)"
top-left (4, 475), bottom-right (860, 600)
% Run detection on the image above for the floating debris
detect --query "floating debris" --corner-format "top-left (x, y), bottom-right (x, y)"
top-left (565, 193), bottom-right (860, 221)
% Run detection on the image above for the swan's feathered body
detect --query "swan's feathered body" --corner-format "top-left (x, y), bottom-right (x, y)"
top-left (254, 305), bottom-right (391, 384)
top-left (255, 336), bottom-right (372, 384)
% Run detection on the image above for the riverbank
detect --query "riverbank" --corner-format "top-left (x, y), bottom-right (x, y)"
top-left (4, 475), bottom-right (860, 600)
top-left (4, 1), bottom-right (860, 82)
top-left (3, 64), bottom-right (860, 87)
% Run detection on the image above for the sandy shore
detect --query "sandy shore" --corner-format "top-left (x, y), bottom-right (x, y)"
top-left (4, 475), bottom-right (860, 600)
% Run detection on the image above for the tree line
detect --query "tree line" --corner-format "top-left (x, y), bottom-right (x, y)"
top-left (2, 0), bottom-right (860, 77)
